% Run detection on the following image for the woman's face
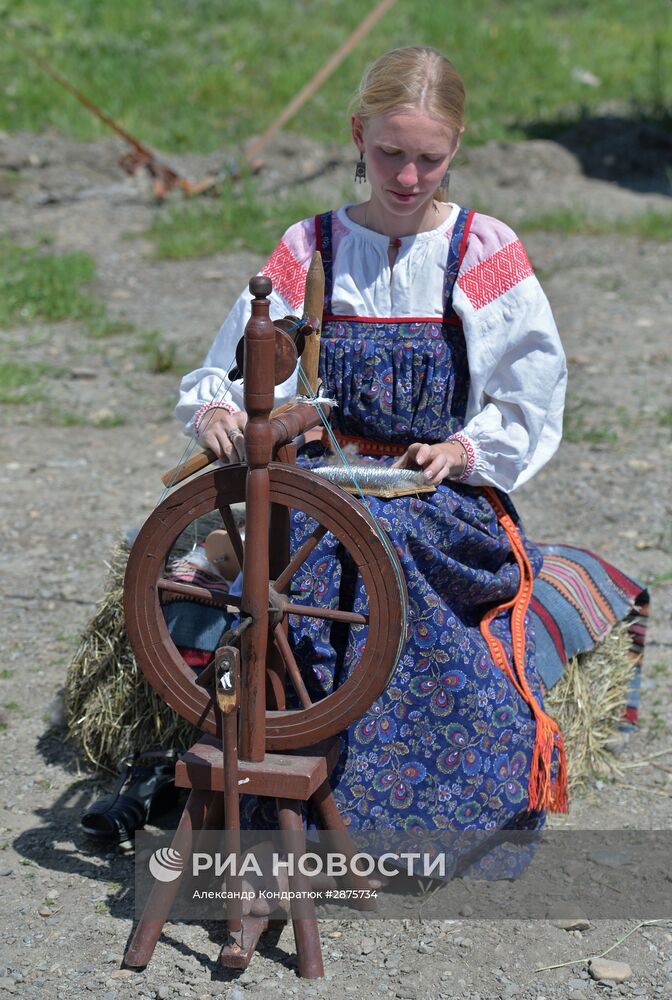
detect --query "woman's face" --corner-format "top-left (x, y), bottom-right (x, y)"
top-left (352, 109), bottom-right (461, 232)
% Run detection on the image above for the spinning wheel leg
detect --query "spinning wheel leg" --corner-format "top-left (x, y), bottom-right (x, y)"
top-left (124, 789), bottom-right (213, 969)
top-left (218, 915), bottom-right (271, 970)
top-left (123, 277), bottom-right (406, 979)
top-left (277, 798), bottom-right (324, 979)
top-left (311, 781), bottom-right (376, 909)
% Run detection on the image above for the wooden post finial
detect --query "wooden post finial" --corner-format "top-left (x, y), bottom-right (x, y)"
top-left (249, 275), bottom-right (272, 299)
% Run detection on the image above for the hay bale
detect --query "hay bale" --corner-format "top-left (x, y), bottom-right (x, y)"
top-left (65, 541), bottom-right (199, 772)
top-left (66, 541), bottom-right (637, 784)
top-left (545, 621), bottom-right (634, 790)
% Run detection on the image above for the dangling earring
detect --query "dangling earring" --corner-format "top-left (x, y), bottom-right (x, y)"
top-left (440, 169), bottom-right (450, 196)
top-left (354, 151), bottom-right (366, 183)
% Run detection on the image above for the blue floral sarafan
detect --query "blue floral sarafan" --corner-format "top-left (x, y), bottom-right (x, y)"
top-left (247, 209), bottom-right (551, 838)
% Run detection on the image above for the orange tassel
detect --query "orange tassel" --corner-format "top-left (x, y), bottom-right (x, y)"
top-left (480, 488), bottom-right (569, 814)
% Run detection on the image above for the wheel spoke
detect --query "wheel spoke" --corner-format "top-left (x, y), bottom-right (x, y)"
top-left (158, 577), bottom-right (242, 610)
top-left (125, 462), bottom-right (404, 749)
top-left (218, 505), bottom-right (245, 569)
top-left (283, 602), bottom-right (368, 626)
top-left (273, 524), bottom-right (328, 593)
top-left (273, 624), bottom-right (312, 709)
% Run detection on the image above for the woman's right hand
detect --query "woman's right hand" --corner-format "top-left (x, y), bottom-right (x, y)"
top-left (198, 408), bottom-right (248, 463)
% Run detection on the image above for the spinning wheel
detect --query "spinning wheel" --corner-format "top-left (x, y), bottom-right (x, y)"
top-left (123, 273), bottom-right (407, 978)
top-left (124, 460), bottom-right (406, 751)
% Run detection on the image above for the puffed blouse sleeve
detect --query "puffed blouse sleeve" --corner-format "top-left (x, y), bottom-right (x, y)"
top-left (175, 217), bottom-right (317, 437)
top-left (450, 214), bottom-right (567, 493)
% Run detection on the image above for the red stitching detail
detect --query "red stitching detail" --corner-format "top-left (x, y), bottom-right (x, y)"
top-left (457, 209), bottom-right (476, 269)
top-left (262, 240), bottom-right (307, 312)
top-left (322, 314), bottom-right (440, 324)
top-left (457, 239), bottom-right (533, 310)
top-left (322, 430), bottom-right (407, 456)
top-left (449, 432), bottom-right (476, 480)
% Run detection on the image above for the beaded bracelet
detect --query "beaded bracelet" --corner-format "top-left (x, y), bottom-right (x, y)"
top-left (193, 400), bottom-right (239, 439)
top-left (453, 444), bottom-right (468, 479)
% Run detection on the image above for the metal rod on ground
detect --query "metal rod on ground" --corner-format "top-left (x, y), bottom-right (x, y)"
top-left (22, 49), bottom-right (216, 198)
top-left (245, 0), bottom-right (397, 163)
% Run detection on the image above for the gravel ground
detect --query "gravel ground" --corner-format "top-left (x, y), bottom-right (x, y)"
top-left (1, 126), bottom-right (671, 999)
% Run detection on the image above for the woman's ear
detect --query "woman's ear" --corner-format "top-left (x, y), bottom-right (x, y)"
top-left (450, 126), bottom-right (465, 160)
top-left (351, 115), bottom-right (364, 153)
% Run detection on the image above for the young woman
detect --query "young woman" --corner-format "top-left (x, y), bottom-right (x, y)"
top-left (176, 46), bottom-right (569, 836)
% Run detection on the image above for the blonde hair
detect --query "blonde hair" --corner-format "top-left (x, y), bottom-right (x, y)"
top-left (351, 46), bottom-right (465, 201)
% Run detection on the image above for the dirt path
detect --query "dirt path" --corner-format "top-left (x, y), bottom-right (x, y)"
top-left (1, 129), bottom-right (671, 1000)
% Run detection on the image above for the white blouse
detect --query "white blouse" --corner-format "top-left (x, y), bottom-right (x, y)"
top-left (176, 204), bottom-right (567, 493)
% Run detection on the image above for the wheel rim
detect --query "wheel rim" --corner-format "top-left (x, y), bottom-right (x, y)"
top-left (124, 464), bottom-right (407, 751)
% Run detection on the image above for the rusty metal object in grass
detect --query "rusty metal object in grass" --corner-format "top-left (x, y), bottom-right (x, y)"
top-left (25, 51), bottom-right (217, 200)
top-left (245, 0), bottom-right (398, 164)
top-left (25, 0), bottom-right (397, 199)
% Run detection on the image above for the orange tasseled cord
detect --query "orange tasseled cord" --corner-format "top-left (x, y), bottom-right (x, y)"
top-left (480, 488), bottom-right (568, 814)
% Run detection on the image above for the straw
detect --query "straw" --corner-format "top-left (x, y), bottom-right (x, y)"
top-left (65, 540), bottom-right (637, 780)
top-left (65, 541), bottom-right (199, 772)
top-left (545, 621), bottom-right (634, 790)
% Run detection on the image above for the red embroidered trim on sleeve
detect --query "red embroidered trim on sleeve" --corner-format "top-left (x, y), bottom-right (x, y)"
top-left (457, 239), bottom-right (533, 310)
top-left (262, 240), bottom-right (307, 312)
top-left (449, 432), bottom-right (476, 481)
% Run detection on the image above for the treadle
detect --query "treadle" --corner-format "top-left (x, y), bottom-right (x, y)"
top-left (175, 735), bottom-right (339, 799)
top-left (218, 915), bottom-right (269, 969)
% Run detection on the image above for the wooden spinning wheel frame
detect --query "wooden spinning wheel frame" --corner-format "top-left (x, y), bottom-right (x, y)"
top-left (123, 273), bottom-right (408, 978)
top-left (124, 460), bottom-right (406, 751)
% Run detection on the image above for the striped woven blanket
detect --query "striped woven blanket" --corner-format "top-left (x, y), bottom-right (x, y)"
top-left (532, 544), bottom-right (648, 720)
top-left (163, 543), bottom-right (649, 717)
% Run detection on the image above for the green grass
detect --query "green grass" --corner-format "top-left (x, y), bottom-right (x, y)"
top-left (136, 330), bottom-right (181, 373)
top-left (54, 410), bottom-right (87, 426)
top-left (86, 315), bottom-right (134, 339)
top-left (1, 1), bottom-right (669, 152)
top-left (0, 238), bottom-right (102, 327)
top-left (93, 413), bottom-right (127, 428)
top-left (647, 568), bottom-right (672, 588)
top-left (658, 405), bottom-right (672, 435)
top-left (563, 400), bottom-right (618, 445)
top-left (144, 179), bottom-right (322, 259)
top-left (0, 360), bottom-right (60, 404)
top-left (0, 237), bottom-right (136, 338)
top-left (520, 209), bottom-right (672, 241)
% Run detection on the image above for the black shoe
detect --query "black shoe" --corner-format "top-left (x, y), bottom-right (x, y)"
top-left (81, 749), bottom-right (179, 848)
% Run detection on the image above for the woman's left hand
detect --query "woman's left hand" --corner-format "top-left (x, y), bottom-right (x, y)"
top-left (391, 440), bottom-right (467, 485)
